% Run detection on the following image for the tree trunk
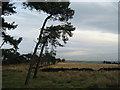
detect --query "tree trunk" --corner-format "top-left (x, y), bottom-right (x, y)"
top-left (0, 41), bottom-right (5, 48)
top-left (24, 14), bottom-right (52, 85)
top-left (33, 39), bottom-right (47, 78)
top-left (24, 63), bottom-right (33, 85)
top-left (33, 14), bottom-right (52, 56)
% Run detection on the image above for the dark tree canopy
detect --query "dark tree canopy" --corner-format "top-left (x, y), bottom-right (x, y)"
top-left (2, 48), bottom-right (26, 65)
top-left (43, 23), bottom-right (75, 48)
top-left (2, 2), bottom-right (16, 15)
top-left (23, 2), bottom-right (74, 21)
top-left (2, 2), bottom-right (17, 30)
top-left (1, 32), bottom-right (22, 49)
top-left (2, 18), bottom-right (17, 30)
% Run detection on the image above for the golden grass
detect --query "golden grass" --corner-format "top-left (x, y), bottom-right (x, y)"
top-left (47, 62), bottom-right (119, 70)
top-left (2, 63), bottom-right (120, 88)
top-left (2, 62), bottom-right (119, 71)
top-left (2, 64), bottom-right (29, 72)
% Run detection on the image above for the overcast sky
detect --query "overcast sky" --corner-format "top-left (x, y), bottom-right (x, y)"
top-left (1, 1), bottom-right (118, 61)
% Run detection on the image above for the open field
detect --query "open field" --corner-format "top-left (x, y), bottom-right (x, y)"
top-left (2, 62), bottom-right (120, 88)
top-left (47, 62), bottom-right (119, 70)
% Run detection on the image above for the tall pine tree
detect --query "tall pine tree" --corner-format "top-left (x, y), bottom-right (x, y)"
top-left (23, 1), bottom-right (75, 85)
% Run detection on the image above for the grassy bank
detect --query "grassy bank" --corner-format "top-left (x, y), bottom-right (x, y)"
top-left (2, 63), bottom-right (120, 88)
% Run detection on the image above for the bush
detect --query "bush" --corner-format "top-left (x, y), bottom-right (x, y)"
top-left (2, 49), bottom-right (27, 65)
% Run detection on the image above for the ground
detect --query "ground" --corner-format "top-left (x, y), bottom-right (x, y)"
top-left (2, 62), bottom-right (120, 88)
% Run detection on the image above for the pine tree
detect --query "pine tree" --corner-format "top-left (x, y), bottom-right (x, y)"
top-left (23, 1), bottom-right (75, 85)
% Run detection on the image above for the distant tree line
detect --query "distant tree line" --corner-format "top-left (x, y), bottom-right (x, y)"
top-left (103, 61), bottom-right (120, 64)
top-left (2, 49), bottom-right (26, 65)
top-left (2, 49), bottom-right (65, 65)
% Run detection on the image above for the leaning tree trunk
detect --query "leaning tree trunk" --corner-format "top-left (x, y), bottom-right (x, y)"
top-left (0, 41), bottom-right (5, 49)
top-left (24, 14), bottom-right (52, 85)
top-left (33, 37), bottom-right (47, 78)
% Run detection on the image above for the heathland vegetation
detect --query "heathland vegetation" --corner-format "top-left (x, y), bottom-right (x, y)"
top-left (2, 62), bottom-right (119, 88)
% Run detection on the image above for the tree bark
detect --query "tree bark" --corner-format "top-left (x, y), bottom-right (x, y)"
top-left (0, 41), bottom-right (5, 48)
top-left (24, 62), bottom-right (33, 85)
top-left (24, 14), bottom-right (52, 85)
top-left (33, 38), bottom-right (47, 78)
top-left (33, 14), bottom-right (52, 56)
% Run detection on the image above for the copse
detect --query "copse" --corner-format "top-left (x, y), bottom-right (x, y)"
top-left (23, 1), bottom-right (75, 85)
top-left (2, 49), bottom-right (27, 65)
top-left (41, 52), bottom-right (57, 65)
top-left (62, 59), bottom-right (65, 62)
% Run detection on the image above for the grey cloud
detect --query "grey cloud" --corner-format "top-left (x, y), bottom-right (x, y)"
top-left (70, 2), bottom-right (118, 34)
top-left (18, 38), bottom-right (35, 54)
top-left (56, 38), bottom-right (118, 61)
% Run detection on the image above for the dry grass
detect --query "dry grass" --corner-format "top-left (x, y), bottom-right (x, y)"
top-left (47, 62), bottom-right (119, 70)
top-left (2, 64), bottom-right (29, 72)
top-left (2, 62), bottom-right (119, 71)
top-left (2, 62), bottom-right (120, 88)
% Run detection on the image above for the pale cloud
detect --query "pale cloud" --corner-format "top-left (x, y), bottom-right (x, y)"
top-left (56, 29), bottom-right (118, 60)
top-left (72, 29), bottom-right (118, 43)
top-left (7, 27), bottom-right (39, 40)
